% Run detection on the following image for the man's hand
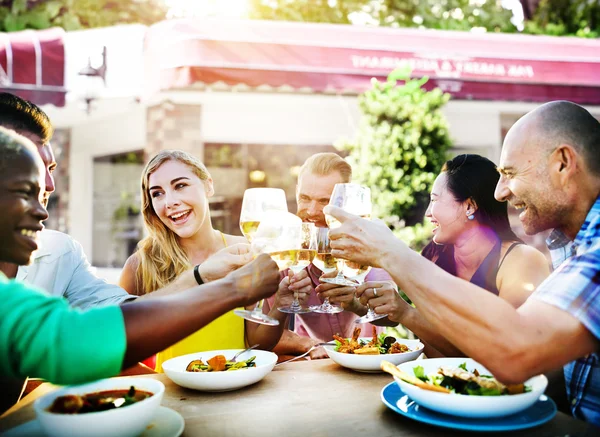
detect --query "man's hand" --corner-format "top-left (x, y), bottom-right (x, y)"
top-left (315, 270), bottom-right (365, 315)
top-left (228, 254), bottom-right (280, 306)
top-left (198, 243), bottom-right (253, 283)
top-left (273, 269), bottom-right (313, 308)
top-left (325, 206), bottom-right (405, 268)
top-left (356, 281), bottom-right (405, 323)
top-left (299, 337), bottom-right (329, 360)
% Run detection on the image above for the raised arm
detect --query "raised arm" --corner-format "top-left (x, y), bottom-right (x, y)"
top-left (326, 206), bottom-right (599, 383)
top-left (1, 255), bottom-right (280, 385)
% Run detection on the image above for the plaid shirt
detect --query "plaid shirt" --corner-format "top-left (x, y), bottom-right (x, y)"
top-left (533, 196), bottom-right (600, 425)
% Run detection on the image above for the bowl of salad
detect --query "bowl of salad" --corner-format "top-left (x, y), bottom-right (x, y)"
top-left (388, 357), bottom-right (548, 418)
top-left (162, 348), bottom-right (277, 392)
top-left (323, 327), bottom-right (424, 373)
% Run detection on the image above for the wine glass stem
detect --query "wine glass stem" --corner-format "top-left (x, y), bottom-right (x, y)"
top-left (252, 299), bottom-right (264, 315)
top-left (335, 260), bottom-right (346, 281)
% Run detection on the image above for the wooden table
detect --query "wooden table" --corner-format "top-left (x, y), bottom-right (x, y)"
top-left (0, 359), bottom-right (596, 437)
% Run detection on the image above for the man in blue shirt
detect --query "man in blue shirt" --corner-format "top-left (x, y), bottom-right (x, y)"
top-left (326, 100), bottom-right (600, 426)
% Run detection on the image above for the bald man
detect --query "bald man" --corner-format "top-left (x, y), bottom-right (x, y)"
top-left (325, 101), bottom-right (600, 426)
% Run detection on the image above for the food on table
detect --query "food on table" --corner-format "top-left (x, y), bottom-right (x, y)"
top-left (48, 386), bottom-right (152, 414)
top-left (381, 361), bottom-right (450, 393)
top-left (185, 355), bottom-right (257, 372)
top-left (334, 327), bottom-right (410, 355)
top-left (386, 361), bottom-right (528, 396)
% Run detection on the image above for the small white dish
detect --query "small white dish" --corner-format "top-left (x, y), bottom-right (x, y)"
top-left (33, 377), bottom-right (164, 437)
top-left (162, 348), bottom-right (277, 392)
top-left (394, 357), bottom-right (548, 418)
top-left (323, 338), bottom-right (424, 373)
top-left (3, 406), bottom-right (183, 437)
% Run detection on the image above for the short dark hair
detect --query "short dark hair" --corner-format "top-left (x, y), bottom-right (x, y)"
top-left (536, 101), bottom-right (600, 175)
top-left (0, 126), bottom-right (40, 173)
top-left (0, 92), bottom-right (53, 144)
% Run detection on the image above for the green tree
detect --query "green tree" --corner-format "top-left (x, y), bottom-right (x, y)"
top-left (0, 0), bottom-right (168, 32)
top-left (249, 0), bottom-right (517, 33)
top-left (522, 0), bottom-right (600, 38)
top-left (336, 69), bottom-right (452, 250)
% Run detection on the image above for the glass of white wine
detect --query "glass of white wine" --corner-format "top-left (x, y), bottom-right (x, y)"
top-left (311, 227), bottom-right (344, 314)
top-left (321, 183), bottom-right (372, 287)
top-left (278, 223), bottom-right (317, 314)
top-left (239, 188), bottom-right (288, 242)
top-left (234, 188), bottom-right (288, 326)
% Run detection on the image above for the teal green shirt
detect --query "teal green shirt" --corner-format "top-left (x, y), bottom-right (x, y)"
top-left (0, 273), bottom-right (127, 385)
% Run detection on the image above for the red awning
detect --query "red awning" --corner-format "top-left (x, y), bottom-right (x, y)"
top-left (145, 19), bottom-right (600, 104)
top-left (0, 28), bottom-right (66, 107)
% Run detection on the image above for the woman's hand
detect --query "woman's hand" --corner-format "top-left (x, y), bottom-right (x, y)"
top-left (273, 269), bottom-right (313, 308)
top-left (325, 206), bottom-right (404, 268)
top-left (198, 243), bottom-right (253, 283)
top-left (356, 281), bottom-right (407, 324)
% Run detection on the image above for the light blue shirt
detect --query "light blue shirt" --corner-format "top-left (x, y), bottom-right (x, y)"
top-left (16, 230), bottom-right (135, 309)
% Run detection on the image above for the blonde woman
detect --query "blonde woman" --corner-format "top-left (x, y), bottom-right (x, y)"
top-left (119, 150), bottom-right (309, 371)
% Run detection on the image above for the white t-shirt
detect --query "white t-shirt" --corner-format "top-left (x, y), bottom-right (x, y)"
top-left (16, 230), bottom-right (135, 309)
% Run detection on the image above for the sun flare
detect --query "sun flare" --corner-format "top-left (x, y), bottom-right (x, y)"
top-left (166, 0), bottom-right (250, 19)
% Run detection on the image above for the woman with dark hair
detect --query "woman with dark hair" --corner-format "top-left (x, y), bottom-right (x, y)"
top-left (356, 154), bottom-right (550, 356)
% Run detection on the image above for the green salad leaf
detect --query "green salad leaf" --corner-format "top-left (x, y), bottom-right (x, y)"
top-left (413, 365), bottom-right (428, 382)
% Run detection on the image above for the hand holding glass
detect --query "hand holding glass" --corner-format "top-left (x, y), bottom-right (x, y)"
top-left (278, 223), bottom-right (317, 314)
top-left (310, 227), bottom-right (344, 314)
top-left (234, 188), bottom-right (288, 326)
top-left (322, 183), bottom-right (372, 287)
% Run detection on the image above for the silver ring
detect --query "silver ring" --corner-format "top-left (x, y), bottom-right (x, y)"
top-left (373, 288), bottom-right (377, 297)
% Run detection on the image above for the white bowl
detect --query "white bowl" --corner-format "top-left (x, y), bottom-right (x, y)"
top-left (323, 338), bottom-right (424, 373)
top-left (33, 377), bottom-right (164, 437)
top-left (395, 357), bottom-right (548, 418)
top-left (162, 348), bottom-right (277, 392)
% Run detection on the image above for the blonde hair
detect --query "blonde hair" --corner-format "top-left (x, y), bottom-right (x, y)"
top-left (298, 152), bottom-right (352, 183)
top-left (136, 150), bottom-right (211, 293)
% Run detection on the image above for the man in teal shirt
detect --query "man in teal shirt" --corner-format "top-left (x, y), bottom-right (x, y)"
top-left (0, 126), bottom-right (281, 412)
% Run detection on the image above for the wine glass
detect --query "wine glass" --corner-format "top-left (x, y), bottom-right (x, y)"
top-left (278, 223), bottom-right (317, 314)
top-left (234, 188), bottom-right (288, 326)
top-left (310, 227), bottom-right (344, 314)
top-left (239, 188), bottom-right (288, 242)
top-left (351, 266), bottom-right (387, 324)
top-left (321, 183), bottom-right (372, 287)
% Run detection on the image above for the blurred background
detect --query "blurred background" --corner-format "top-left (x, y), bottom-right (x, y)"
top-left (1, 0), bottom-right (599, 280)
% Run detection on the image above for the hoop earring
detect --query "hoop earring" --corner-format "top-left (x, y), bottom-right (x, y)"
top-left (467, 214), bottom-right (475, 221)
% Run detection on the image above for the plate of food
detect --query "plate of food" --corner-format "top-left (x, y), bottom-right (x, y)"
top-left (382, 357), bottom-right (548, 418)
top-left (380, 382), bottom-right (556, 432)
top-left (162, 348), bottom-right (277, 392)
top-left (32, 377), bottom-right (165, 437)
top-left (323, 327), bottom-right (424, 373)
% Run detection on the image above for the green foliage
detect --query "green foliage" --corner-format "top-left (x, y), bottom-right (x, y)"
top-left (248, 0), bottom-right (361, 24)
top-left (523, 0), bottom-right (600, 38)
top-left (0, 0), bottom-right (168, 32)
top-left (250, 0), bottom-right (599, 38)
top-left (249, 0), bottom-right (517, 33)
top-left (336, 70), bottom-right (452, 249)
